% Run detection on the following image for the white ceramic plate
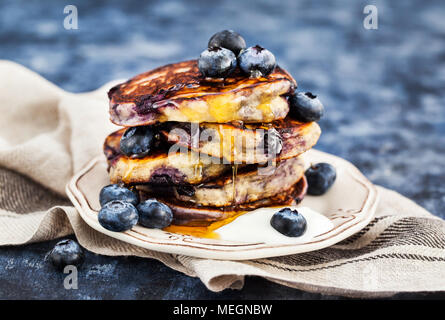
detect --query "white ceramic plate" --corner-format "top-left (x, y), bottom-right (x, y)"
top-left (66, 149), bottom-right (378, 260)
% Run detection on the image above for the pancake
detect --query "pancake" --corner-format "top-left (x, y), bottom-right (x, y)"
top-left (136, 156), bottom-right (305, 207)
top-left (139, 176), bottom-right (308, 227)
top-left (104, 129), bottom-right (232, 185)
top-left (161, 118), bottom-right (321, 164)
top-left (108, 60), bottom-right (296, 126)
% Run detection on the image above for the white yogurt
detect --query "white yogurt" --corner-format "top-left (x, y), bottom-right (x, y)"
top-left (215, 206), bottom-right (334, 244)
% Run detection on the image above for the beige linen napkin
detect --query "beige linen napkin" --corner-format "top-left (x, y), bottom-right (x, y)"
top-left (1, 60), bottom-right (444, 298)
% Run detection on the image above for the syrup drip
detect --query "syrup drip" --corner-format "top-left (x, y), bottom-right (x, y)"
top-left (230, 120), bottom-right (241, 205)
top-left (163, 209), bottom-right (248, 239)
top-left (231, 164), bottom-right (238, 205)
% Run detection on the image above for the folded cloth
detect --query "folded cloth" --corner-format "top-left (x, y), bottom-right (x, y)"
top-left (1, 60), bottom-right (444, 298)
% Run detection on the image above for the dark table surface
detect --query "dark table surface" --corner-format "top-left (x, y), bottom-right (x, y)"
top-left (0, 0), bottom-right (444, 299)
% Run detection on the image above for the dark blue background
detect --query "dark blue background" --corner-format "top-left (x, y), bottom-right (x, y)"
top-left (0, 0), bottom-right (444, 299)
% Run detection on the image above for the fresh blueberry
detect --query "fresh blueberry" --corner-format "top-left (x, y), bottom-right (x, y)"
top-left (120, 125), bottom-right (154, 158)
top-left (208, 30), bottom-right (246, 56)
top-left (98, 200), bottom-right (139, 232)
top-left (47, 239), bottom-right (84, 270)
top-left (238, 45), bottom-right (276, 77)
top-left (305, 163), bottom-right (336, 195)
top-left (289, 92), bottom-right (324, 122)
top-left (99, 184), bottom-right (139, 207)
top-left (270, 208), bottom-right (307, 237)
top-left (137, 199), bottom-right (173, 229)
top-left (198, 46), bottom-right (237, 78)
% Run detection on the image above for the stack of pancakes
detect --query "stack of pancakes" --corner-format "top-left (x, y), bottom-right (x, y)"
top-left (104, 60), bottom-right (321, 227)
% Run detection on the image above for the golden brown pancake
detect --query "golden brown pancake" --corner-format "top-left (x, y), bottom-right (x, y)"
top-left (104, 129), bottom-right (232, 185)
top-left (139, 176), bottom-right (308, 227)
top-left (108, 60), bottom-right (296, 126)
top-left (161, 118), bottom-right (321, 164)
top-left (136, 156), bottom-right (305, 207)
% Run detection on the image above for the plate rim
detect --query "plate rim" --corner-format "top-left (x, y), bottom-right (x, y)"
top-left (66, 150), bottom-right (379, 260)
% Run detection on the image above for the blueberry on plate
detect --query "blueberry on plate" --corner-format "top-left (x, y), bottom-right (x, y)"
top-left (289, 92), bottom-right (324, 122)
top-left (99, 184), bottom-right (139, 207)
top-left (270, 208), bottom-right (307, 237)
top-left (98, 200), bottom-right (139, 232)
top-left (198, 46), bottom-right (237, 78)
top-left (47, 239), bottom-right (84, 270)
top-left (120, 125), bottom-right (154, 158)
top-left (137, 199), bottom-right (173, 229)
top-left (208, 30), bottom-right (246, 56)
top-left (238, 45), bottom-right (276, 77)
top-left (305, 163), bottom-right (336, 195)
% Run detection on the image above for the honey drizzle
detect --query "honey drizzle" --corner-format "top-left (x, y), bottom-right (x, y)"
top-left (232, 164), bottom-right (238, 205)
top-left (230, 120), bottom-right (241, 205)
top-left (163, 209), bottom-right (248, 239)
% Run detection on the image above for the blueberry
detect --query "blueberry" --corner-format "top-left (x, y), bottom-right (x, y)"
top-left (137, 199), bottom-right (173, 229)
top-left (47, 239), bottom-right (84, 270)
top-left (99, 184), bottom-right (139, 207)
top-left (208, 30), bottom-right (246, 56)
top-left (238, 45), bottom-right (276, 78)
top-left (289, 92), bottom-right (324, 122)
top-left (305, 163), bottom-right (336, 195)
top-left (98, 200), bottom-right (139, 232)
top-left (120, 126), bottom-right (154, 158)
top-left (270, 208), bottom-right (307, 237)
top-left (198, 46), bottom-right (237, 78)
